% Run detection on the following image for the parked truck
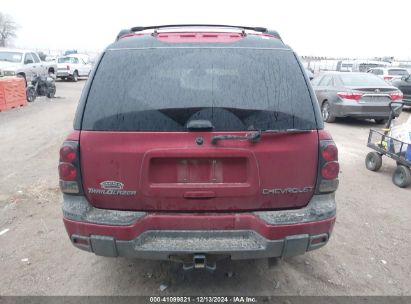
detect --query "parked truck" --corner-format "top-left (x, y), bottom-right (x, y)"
top-left (0, 48), bottom-right (57, 85)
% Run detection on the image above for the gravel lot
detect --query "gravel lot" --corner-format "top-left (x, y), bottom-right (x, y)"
top-left (0, 80), bottom-right (410, 296)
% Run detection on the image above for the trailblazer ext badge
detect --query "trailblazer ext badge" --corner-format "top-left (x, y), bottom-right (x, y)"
top-left (88, 180), bottom-right (137, 196)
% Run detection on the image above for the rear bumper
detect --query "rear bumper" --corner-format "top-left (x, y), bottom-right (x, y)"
top-left (56, 71), bottom-right (72, 78)
top-left (333, 100), bottom-right (397, 118)
top-left (403, 97), bottom-right (411, 109)
top-left (62, 194), bottom-right (336, 260)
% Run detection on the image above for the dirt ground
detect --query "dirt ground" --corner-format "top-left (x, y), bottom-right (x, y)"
top-left (0, 80), bottom-right (410, 296)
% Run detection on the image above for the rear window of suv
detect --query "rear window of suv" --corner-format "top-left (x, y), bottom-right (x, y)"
top-left (388, 69), bottom-right (409, 76)
top-left (82, 48), bottom-right (318, 131)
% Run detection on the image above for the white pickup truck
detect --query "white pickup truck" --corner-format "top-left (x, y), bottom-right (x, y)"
top-left (56, 54), bottom-right (92, 82)
top-left (0, 48), bottom-right (57, 85)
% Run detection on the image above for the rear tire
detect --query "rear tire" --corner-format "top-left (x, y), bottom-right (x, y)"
top-left (392, 165), bottom-right (411, 188)
top-left (375, 119), bottom-right (387, 125)
top-left (26, 86), bottom-right (36, 102)
top-left (72, 71), bottom-right (78, 82)
top-left (365, 152), bottom-right (382, 171)
top-left (267, 257), bottom-right (282, 268)
top-left (321, 101), bottom-right (336, 123)
top-left (47, 85), bottom-right (56, 98)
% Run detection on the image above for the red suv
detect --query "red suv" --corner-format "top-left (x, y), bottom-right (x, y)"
top-left (59, 25), bottom-right (339, 269)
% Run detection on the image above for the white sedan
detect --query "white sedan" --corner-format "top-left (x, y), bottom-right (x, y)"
top-left (56, 55), bottom-right (92, 82)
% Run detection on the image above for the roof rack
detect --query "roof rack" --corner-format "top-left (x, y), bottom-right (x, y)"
top-left (115, 24), bottom-right (282, 41)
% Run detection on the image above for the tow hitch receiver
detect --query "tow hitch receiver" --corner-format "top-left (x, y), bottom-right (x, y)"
top-left (182, 254), bottom-right (216, 272)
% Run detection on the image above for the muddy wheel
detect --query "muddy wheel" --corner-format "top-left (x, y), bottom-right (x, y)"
top-left (365, 152), bottom-right (382, 171)
top-left (267, 257), bottom-right (282, 268)
top-left (321, 101), bottom-right (336, 123)
top-left (392, 165), bottom-right (411, 188)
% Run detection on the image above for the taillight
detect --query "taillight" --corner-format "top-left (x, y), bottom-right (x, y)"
top-left (321, 162), bottom-right (339, 180)
top-left (58, 141), bottom-right (82, 194)
top-left (59, 163), bottom-right (77, 180)
top-left (389, 91), bottom-right (403, 101)
top-left (384, 76), bottom-right (394, 81)
top-left (322, 144), bottom-right (338, 162)
top-left (60, 145), bottom-right (76, 162)
top-left (337, 92), bottom-right (363, 101)
top-left (316, 131), bottom-right (339, 194)
top-left (67, 65), bottom-right (70, 70)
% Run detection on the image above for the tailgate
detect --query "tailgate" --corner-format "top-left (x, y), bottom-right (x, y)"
top-left (80, 131), bottom-right (318, 211)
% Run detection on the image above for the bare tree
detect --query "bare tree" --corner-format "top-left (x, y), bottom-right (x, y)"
top-left (0, 13), bottom-right (19, 47)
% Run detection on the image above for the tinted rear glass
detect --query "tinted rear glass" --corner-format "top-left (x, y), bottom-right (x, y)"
top-left (357, 63), bottom-right (386, 72)
top-left (388, 69), bottom-right (409, 76)
top-left (58, 57), bottom-right (78, 63)
top-left (340, 73), bottom-right (388, 86)
top-left (82, 48), bottom-right (317, 131)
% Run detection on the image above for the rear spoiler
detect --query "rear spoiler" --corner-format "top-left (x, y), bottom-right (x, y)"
top-left (115, 24), bottom-right (282, 41)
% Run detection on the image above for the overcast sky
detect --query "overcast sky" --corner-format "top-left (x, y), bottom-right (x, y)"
top-left (2, 0), bottom-right (410, 59)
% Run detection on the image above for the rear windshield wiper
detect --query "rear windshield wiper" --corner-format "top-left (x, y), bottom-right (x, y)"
top-left (211, 129), bottom-right (311, 144)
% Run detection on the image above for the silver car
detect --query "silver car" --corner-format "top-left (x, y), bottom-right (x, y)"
top-left (312, 72), bottom-right (403, 124)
